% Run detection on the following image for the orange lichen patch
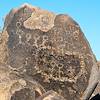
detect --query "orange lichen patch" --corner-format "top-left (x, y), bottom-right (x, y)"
top-left (0, 31), bottom-right (8, 64)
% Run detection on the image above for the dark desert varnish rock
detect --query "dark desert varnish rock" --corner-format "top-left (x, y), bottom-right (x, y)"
top-left (0, 3), bottom-right (99, 100)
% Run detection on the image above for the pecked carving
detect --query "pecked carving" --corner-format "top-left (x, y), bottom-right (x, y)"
top-left (23, 8), bottom-right (56, 32)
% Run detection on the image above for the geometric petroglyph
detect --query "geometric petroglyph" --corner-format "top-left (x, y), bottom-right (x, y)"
top-left (24, 9), bottom-right (56, 32)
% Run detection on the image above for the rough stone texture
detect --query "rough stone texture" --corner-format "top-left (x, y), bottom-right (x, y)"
top-left (36, 90), bottom-right (65, 100)
top-left (0, 3), bottom-right (99, 100)
top-left (0, 31), bottom-right (8, 64)
top-left (93, 62), bottom-right (100, 95)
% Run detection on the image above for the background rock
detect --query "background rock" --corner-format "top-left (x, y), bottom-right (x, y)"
top-left (0, 31), bottom-right (8, 64)
top-left (93, 61), bottom-right (100, 94)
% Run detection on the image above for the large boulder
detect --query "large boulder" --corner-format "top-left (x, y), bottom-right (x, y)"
top-left (0, 3), bottom-right (99, 100)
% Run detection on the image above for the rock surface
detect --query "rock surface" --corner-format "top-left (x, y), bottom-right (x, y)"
top-left (93, 62), bottom-right (100, 95)
top-left (0, 3), bottom-right (99, 100)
